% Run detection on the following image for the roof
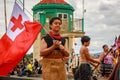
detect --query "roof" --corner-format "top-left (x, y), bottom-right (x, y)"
top-left (38, 0), bottom-right (68, 4)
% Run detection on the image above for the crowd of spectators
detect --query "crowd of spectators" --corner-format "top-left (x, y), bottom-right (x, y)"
top-left (9, 58), bottom-right (42, 77)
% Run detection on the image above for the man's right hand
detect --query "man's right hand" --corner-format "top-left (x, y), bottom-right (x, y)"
top-left (53, 40), bottom-right (61, 48)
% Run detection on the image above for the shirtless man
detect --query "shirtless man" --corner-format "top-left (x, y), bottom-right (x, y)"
top-left (74, 36), bottom-right (100, 80)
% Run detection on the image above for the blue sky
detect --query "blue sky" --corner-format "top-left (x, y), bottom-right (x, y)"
top-left (0, 0), bottom-right (120, 54)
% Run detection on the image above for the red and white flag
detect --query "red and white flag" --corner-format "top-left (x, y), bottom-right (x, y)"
top-left (0, 2), bottom-right (42, 76)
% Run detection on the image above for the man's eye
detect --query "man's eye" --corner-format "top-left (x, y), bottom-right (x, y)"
top-left (54, 22), bottom-right (61, 25)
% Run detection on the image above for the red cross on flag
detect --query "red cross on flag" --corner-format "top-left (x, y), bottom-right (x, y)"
top-left (0, 2), bottom-right (42, 76)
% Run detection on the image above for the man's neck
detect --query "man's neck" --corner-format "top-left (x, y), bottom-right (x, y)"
top-left (82, 44), bottom-right (88, 47)
top-left (51, 30), bottom-right (59, 35)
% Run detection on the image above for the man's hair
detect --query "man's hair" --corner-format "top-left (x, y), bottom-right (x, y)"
top-left (49, 17), bottom-right (62, 25)
top-left (49, 17), bottom-right (62, 29)
top-left (81, 36), bottom-right (90, 44)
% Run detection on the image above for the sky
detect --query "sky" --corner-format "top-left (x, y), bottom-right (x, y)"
top-left (0, 0), bottom-right (120, 54)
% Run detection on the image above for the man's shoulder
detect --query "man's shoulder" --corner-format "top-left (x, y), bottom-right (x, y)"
top-left (80, 46), bottom-right (88, 51)
top-left (80, 48), bottom-right (88, 55)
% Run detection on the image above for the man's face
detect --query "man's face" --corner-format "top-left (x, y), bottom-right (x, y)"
top-left (50, 19), bottom-right (62, 32)
top-left (87, 41), bottom-right (90, 46)
top-left (84, 41), bottom-right (90, 46)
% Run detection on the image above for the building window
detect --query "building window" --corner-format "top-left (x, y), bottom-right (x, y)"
top-left (58, 14), bottom-right (62, 19)
top-left (57, 13), bottom-right (68, 19)
top-left (64, 14), bottom-right (67, 19)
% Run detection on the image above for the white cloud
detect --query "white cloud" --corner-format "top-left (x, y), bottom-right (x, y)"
top-left (70, 0), bottom-right (120, 53)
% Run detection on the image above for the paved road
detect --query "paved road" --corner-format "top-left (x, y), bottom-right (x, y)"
top-left (10, 74), bottom-right (105, 80)
top-left (10, 75), bottom-right (42, 80)
top-left (10, 74), bottom-right (74, 80)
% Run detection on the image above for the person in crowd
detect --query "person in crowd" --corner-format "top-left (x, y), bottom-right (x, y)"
top-left (33, 58), bottom-right (39, 74)
top-left (99, 44), bottom-right (114, 79)
top-left (26, 61), bottom-right (33, 76)
top-left (40, 17), bottom-right (69, 80)
top-left (70, 55), bottom-right (78, 77)
top-left (34, 58), bottom-right (39, 69)
top-left (74, 36), bottom-right (100, 80)
top-left (20, 62), bottom-right (27, 76)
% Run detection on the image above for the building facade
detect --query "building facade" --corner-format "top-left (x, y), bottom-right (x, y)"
top-left (32, 0), bottom-right (85, 60)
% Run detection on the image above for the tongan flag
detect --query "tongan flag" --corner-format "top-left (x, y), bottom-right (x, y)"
top-left (0, 2), bottom-right (42, 76)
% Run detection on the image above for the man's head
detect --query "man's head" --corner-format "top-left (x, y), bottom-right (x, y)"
top-left (81, 36), bottom-right (90, 46)
top-left (49, 17), bottom-right (62, 31)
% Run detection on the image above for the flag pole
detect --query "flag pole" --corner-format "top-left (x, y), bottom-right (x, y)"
top-left (4, 0), bottom-right (7, 32)
top-left (22, 0), bottom-right (25, 64)
top-left (23, 0), bottom-right (25, 11)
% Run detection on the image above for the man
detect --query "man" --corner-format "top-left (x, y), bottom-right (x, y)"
top-left (34, 58), bottom-right (39, 70)
top-left (40, 17), bottom-right (69, 80)
top-left (74, 36), bottom-right (100, 80)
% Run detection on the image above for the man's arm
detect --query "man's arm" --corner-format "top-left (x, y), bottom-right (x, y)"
top-left (40, 39), bottom-right (57, 56)
top-left (59, 43), bottom-right (69, 57)
top-left (89, 61), bottom-right (98, 67)
top-left (85, 48), bottom-right (100, 64)
top-left (99, 52), bottom-right (105, 62)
